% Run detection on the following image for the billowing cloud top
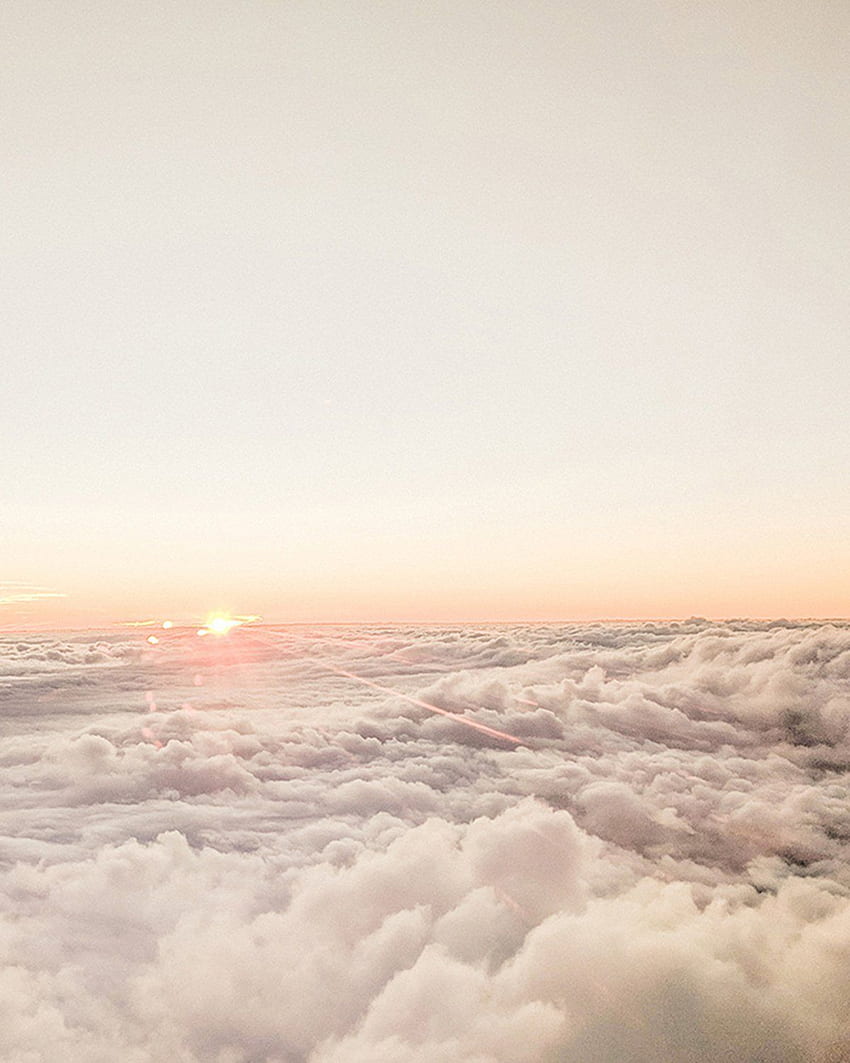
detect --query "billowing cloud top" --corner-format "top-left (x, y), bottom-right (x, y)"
top-left (1, 621), bottom-right (849, 1062)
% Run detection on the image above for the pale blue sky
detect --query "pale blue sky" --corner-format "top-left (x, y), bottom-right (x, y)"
top-left (3, 0), bottom-right (848, 624)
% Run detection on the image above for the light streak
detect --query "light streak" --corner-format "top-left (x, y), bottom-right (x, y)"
top-left (250, 627), bottom-right (526, 746)
top-left (329, 665), bottom-right (525, 744)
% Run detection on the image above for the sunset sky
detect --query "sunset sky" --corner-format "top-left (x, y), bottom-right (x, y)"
top-left (3, 0), bottom-right (848, 627)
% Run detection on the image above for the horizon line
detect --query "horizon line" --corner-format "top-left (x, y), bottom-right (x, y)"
top-left (3, 614), bottom-right (850, 635)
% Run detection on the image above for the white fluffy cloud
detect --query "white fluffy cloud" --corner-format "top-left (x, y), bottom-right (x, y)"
top-left (1, 621), bottom-right (849, 1062)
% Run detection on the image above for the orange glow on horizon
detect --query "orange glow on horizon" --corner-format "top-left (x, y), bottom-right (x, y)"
top-left (2, 570), bottom-right (849, 631)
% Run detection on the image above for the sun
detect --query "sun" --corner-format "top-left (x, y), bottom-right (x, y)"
top-left (198, 613), bottom-right (243, 637)
top-left (196, 612), bottom-right (261, 637)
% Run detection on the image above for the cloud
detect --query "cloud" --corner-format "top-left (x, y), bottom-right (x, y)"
top-left (1, 621), bottom-right (849, 1061)
top-left (0, 581), bottom-right (66, 607)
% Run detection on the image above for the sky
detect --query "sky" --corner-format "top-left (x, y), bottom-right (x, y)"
top-left (3, 0), bottom-right (849, 627)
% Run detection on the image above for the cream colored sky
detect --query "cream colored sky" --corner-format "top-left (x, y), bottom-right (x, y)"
top-left (3, 1), bottom-right (849, 627)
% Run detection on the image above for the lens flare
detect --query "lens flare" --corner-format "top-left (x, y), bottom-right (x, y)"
top-left (139, 618), bottom-right (523, 747)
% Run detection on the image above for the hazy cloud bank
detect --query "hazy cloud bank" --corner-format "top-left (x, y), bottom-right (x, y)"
top-left (1, 621), bottom-right (849, 1062)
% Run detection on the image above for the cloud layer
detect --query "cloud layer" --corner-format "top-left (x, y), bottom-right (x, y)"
top-left (1, 621), bottom-right (849, 1062)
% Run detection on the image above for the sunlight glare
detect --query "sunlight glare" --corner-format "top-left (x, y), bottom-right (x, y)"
top-left (197, 613), bottom-right (247, 637)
